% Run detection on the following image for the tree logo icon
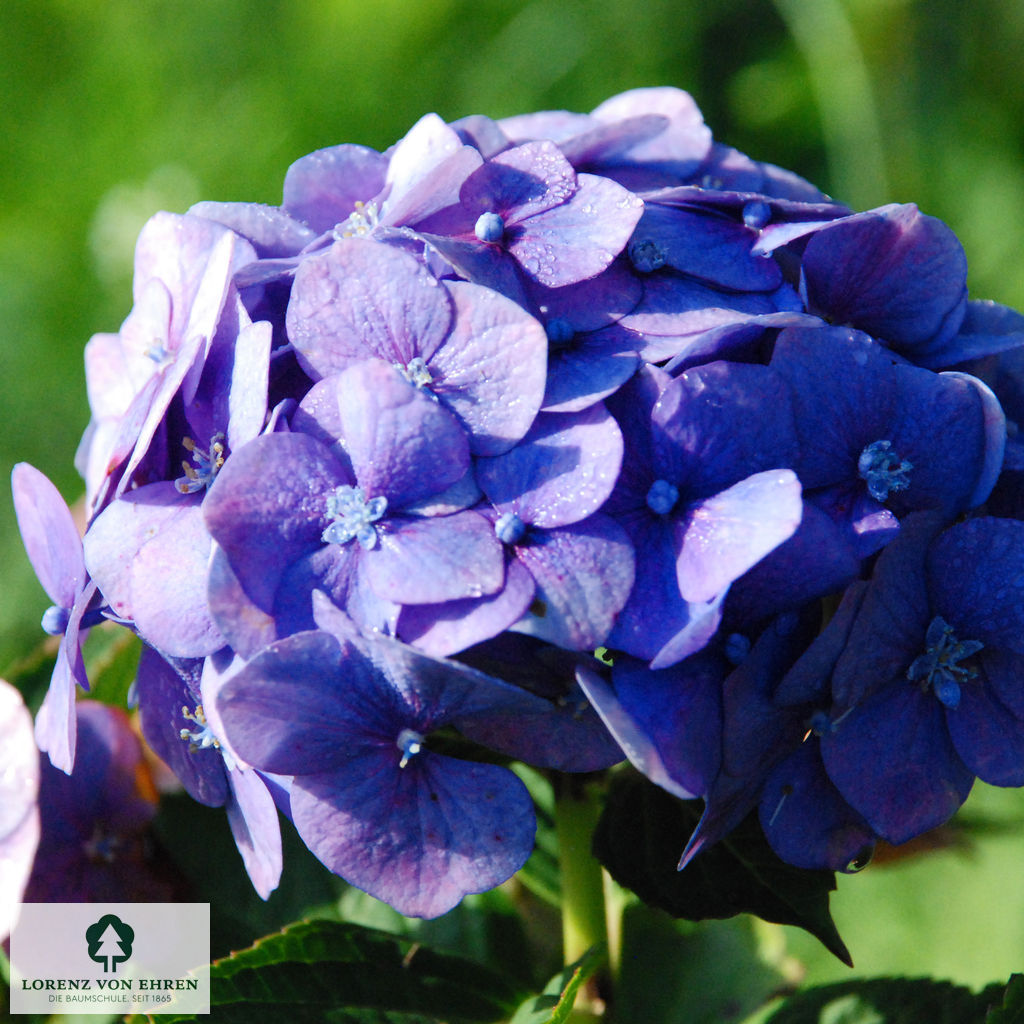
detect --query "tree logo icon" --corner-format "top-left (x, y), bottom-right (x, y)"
top-left (85, 914), bottom-right (134, 973)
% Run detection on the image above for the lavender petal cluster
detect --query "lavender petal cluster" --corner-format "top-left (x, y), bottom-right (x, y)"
top-left (15, 85), bottom-right (1024, 911)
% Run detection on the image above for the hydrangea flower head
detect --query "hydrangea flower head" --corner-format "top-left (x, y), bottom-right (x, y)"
top-left (16, 84), bottom-right (1024, 921)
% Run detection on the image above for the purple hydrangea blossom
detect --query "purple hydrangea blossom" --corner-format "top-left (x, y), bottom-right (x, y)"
top-left (625, 197), bottom-right (784, 293)
top-left (21, 701), bottom-right (181, 904)
top-left (758, 739), bottom-right (877, 873)
top-left (133, 647), bottom-right (282, 898)
top-left (576, 646), bottom-right (727, 802)
top-left (414, 139), bottom-right (644, 293)
top-left (0, 679), bottom-right (40, 943)
top-left (603, 362), bottom-right (803, 667)
top-left (285, 237), bottom-right (548, 455)
top-left (79, 213), bottom-right (257, 513)
top-left (18, 85), bottom-right (1024, 916)
top-left (400, 404), bottom-right (633, 655)
top-left (593, 267), bottom-right (811, 368)
top-left (770, 325), bottom-right (1005, 522)
top-left (819, 516), bottom-right (1024, 843)
top-left (523, 259), bottom-right (644, 412)
top-left (296, 113), bottom-right (483, 242)
top-left (12, 463), bottom-right (105, 772)
top-left (214, 595), bottom-right (620, 917)
top-left (204, 359), bottom-right (504, 641)
top-left (755, 203), bottom-right (969, 365)
top-left (720, 324), bottom-right (1006, 625)
top-left (498, 87), bottom-right (713, 191)
top-left (80, 298), bottom-right (272, 660)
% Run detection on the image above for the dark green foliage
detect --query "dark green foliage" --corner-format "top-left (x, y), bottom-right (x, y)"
top-left (593, 768), bottom-right (849, 964)
top-left (143, 919), bottom-right (528, 1024)
top-left (764, 976), bottom-right (1008, 1024)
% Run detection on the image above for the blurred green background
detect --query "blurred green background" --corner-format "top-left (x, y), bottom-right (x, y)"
top-left (4, 0), bottom-right (1024, 997)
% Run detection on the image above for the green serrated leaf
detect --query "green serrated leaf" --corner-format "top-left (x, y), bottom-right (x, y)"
top-left (153, 793), bottom-right (346, 960)
top-left (592, 768), bottom-right (850, 964)
top-left (338, 885), bottom-right (538, 992)
top-left (132, 1008), bottom-right (438, 1024)
top-left (146, 919), bottom-right (528, 1024)
top-left (763, 977), bottom-right (1006, 1024)
top-left (986, 974), bottom-right (1024, 1023)
top-left (508, 945), bottom-right (605, 1024)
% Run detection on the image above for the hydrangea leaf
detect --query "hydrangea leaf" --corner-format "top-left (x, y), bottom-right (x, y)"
top-left (139, 918), bottom-right (527, 1024)
top-left (762, 976), bottom-right (1007, 1024)
top-left (592, 767), bottom-right (851, 964)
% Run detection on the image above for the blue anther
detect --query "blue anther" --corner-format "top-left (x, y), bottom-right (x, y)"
top-left (742, 200), bottom-right (772, 230)
top-left (628, 238), bottom-right (666, 274)
top-left (858, 439), bottom-right (912, 502)
top-left (646, 479), bottom-right (679, 515)
top-left (322, 485), bottom-right (388, 550)
top-left (474, 211), bottom-right (505, 244)
top-left (724, 633), bottom-right (750, 665)
top-left (906, 616), bottom-right (983, 710)
top-left (494, 511), bottom-right (527, 546)
top-left (397, 728), bottom-right (424, 768)
top-left (546, 317), bottom-right (575, 348)
top-left (41, 605), bottom-right (70, 636)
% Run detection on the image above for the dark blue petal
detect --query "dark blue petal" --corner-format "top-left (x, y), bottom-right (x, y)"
top-left (928, 517), bottom-right (1024, 655)
top-left (947, 664), bottom-right (1024, 786)
top-left (799, 204), bottom-right (967, 355)
top-left (760, 741), bottom-right (876, 873)
top-left (821, 682), bottom-right (973, 844)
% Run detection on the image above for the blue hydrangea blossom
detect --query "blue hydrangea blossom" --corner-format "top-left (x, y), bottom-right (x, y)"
top-left (16, 85), bottom-right (1024, 915)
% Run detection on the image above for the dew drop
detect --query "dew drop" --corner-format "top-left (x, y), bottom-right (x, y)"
top-left (842, 844), bottom-right (874, 873)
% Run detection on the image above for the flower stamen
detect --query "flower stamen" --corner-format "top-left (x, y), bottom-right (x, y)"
top-left (334, 200), bottom-right (380, 239)
top-left (175, 433), bottom-right (226, 494)
top-left (322, 485), bottom-right (388, 550)
top-left (397, 728), bottom-right (425, 768)
top-left (906, 616), bottom-right (983, 709)
top-left (858, 439), bottom-right (912, 502)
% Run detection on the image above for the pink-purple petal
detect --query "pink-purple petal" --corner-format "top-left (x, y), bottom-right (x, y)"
top-left (367, 511), bottom-right (503, 605)
top-left (12, 462), bottom-right (85, 609)
top-left (674, 469), bottom-right (803, 604)
top-left (476, 405), bottom-right (623, 528)
top-left (397, 558), bottom-right (536, 657)
top-left (429, 280), bottom-right (547, 455)
top-left (509, 173), bottom-right (643, 288)
top-left (224, 764), bottom-right (283, 901)
top-left (283, 144), bottom-right (387, 233)
top-left (335, 360), bottom-right (470, 507)
top-left (287, 238), bottom-right (453, 379)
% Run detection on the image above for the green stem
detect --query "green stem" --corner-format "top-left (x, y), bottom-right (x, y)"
top-left (554, 773), bottom-right (609, 1017)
